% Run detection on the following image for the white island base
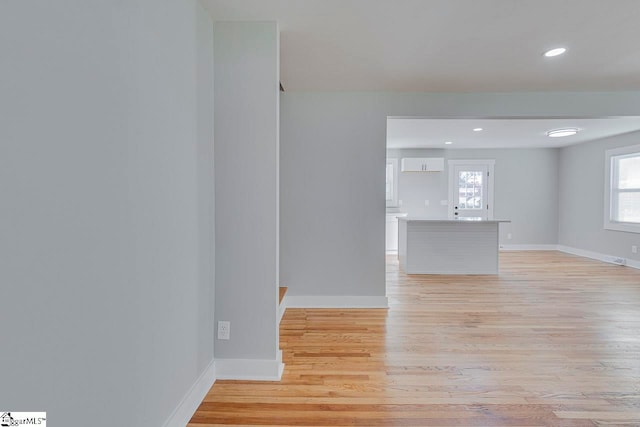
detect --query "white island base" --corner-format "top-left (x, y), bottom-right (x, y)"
top-left (398, 219), bottom-right (510, 275)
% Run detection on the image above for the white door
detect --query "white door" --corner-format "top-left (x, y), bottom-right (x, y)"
top-left (449, 161), bottom-right (494, 220)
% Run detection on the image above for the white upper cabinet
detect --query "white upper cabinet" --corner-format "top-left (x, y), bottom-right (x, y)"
top-left (401, 157), bottom-right (445, 172)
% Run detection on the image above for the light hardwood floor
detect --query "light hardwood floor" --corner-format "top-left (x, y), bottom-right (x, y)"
top-left (190, 251), bottom-right (640, 426)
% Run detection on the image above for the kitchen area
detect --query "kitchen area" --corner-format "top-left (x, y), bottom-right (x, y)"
top-left (386, 151), bottom-right (508, 274)
top-left (385, 117), bottom-right (522, 275)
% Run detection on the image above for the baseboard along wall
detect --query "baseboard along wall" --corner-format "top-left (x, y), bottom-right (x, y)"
top-left (499, 244), bottom-right (640, 270)
top-left (215, 352), bottom-right (284, 381)
top-left (162, 359), bottom-right (216, 427)
top-left (285, 295), bottom-right (389, 309)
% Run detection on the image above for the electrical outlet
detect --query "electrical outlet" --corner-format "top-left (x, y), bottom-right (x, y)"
top-left (217, 321), bottom-right (230, 340)
top-left (507, 233), bottom-right (513, 240)
top-left (632, 245), bottom-right (638, 254)
top-left (424, 200), bottom-right (430, 206)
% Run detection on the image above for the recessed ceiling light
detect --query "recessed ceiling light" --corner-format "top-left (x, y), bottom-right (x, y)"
top-left (547, 128), bottom-right (579, 138)
top-left (544, 47), bottom-right (567, 57)
top-left (445, 141), bottom-right (453, 145)
top-left (473, 128), bottom-right (483, 132)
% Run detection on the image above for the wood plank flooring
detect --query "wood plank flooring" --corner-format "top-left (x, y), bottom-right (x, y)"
top-left (190, 251), bottom-right (640, 426)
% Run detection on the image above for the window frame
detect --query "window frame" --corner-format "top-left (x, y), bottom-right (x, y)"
top-left (386, 158), bottom-right (399, 208)
top-left (604, 144), bottom-right (640, 233)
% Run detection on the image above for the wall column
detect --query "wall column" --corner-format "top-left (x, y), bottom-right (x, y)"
top-left (213, 21), bottom-right (282, 379)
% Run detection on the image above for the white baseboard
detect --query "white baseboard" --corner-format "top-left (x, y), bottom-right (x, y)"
top-left (286, 295), bottom-right (389, 308)
top-left (162, 359), bottom-right (216, 427)
top-left (557, 245), bottom-right (640, 270)
top-left (215, 352), bottom-right (284, 381)
top-left (500, 244), bottom-right (559, 251)
top-left (498, 244), bottom-right (640, 270)
top-left (278, 295), bottom-right (287, 324)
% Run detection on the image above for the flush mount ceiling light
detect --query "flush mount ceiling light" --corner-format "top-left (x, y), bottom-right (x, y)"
top-left (473, 128), bottom-right (483, 132)
top-left (547, 128), bottom-right (579, 138)
top-left (445, 141), bottom-right (453, 145)
top-left (544, 47), bottom-right (567, 57)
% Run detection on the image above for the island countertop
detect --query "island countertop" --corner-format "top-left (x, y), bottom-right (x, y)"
top-left (398, 218), bottom-right (510, 274)
top-left (399, 218), bottom-right (511, 223)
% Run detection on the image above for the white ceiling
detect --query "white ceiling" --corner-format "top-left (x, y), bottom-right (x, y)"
top-left (386, 117), bottom-right (640, 149)
top-left (202, 0), bottom-right (640, 92)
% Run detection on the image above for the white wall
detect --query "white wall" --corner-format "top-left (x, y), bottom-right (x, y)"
top-left (196, 0), bottom-right (216, 383)
top-left (559, 131), bottom-right (640, 263)
top-left (0, 1), bottom-right (215, 426)
top-left (280, 94), bottom-right (386, 300)
top-left (280, 91), bottom-right (640, 299)
top-left (388, 148), bottom-right (560, 245)
top-left (213, 22), bottom-right (281, 367)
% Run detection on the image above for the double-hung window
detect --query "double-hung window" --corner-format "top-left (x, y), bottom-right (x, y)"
top-left (605, 144), bottom-right (640, 233)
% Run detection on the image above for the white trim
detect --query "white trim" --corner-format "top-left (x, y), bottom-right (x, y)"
top-left (448, 159), bottom-right (495, 220)
top-left (386, 158), bottom-right (399, 207)
top-left (215, 353), bottom-right (284, 381)
top-left (557, 245), bottom-right (640, 270)
top-left (604, 144), bottom-right (640, 234)
top-left (386, 249), bottom-right (398, 255)
top-left (500, 244), bottom-right (559, 251)
top-left (278, 295), bottom-right (287, 324)
top-left (498, 244), bottom-right (640, 269)
top-left (162, 359), bottom-right (216, 427)
top-left (286, 295), bottom-right (389, 308)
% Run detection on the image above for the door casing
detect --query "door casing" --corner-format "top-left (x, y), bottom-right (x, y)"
top-left (448, 159), bottom-right (495, 220)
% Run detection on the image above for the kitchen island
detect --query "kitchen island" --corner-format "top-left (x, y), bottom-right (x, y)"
top-left (398, 218), bottom-right (510, 274)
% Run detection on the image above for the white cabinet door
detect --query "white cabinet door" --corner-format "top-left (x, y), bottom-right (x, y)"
top-left (401, 158), bottom-right (423, 172)
top-left (401, 157), bottom-right (444, 172)
top-left (386, 216), bottom-right (399, 251)
top-left (386, 213), bottom-right (407, 251)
